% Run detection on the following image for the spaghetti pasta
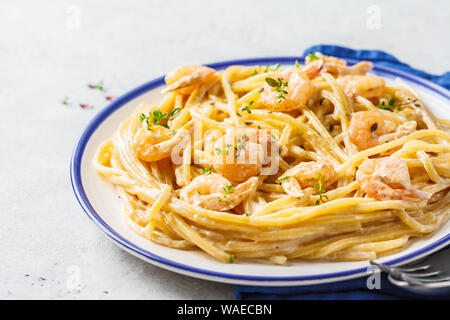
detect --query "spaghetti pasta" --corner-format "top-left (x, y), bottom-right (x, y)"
top-left (94, 53), bottom-right (450, 264)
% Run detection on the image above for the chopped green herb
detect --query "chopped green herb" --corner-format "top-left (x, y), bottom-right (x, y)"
top-left (88, 81), bottom-right (105, 91)
top-left (263, 64), bottom-right (281, 73)
top-left (295, 60), bottom-right (300, 68)
top-left (376, 101), bottom-right (394, 112)
top-left (265, 77), bottom-right (288, 103)
top-left (314, 173), bottom-right (328, 204)
top-left (307, 52), bottom-right (319, 61)
top-left (223, 185), bottom-right (234, 197)
top-left (140, 109), bottom-right (172, 129)
top-left (170, 108), bottom-right (181, 118)
top-left (218, 185), bottom-right (234, 203)
top-left (388, 98), bottom-right (396, 107)
top-left (226, 135), bottom-right (248, 159)
top-left (229, 255), bottom-right (235, 263)
top-left (275, 176), bottom-right (291, 184)
top-left (241, 105), bottom-right (252, 114)
top-left (265, 77), bottom-right (280, 87)
top-left (201, 167), bottom-right (212, 175)
top-left (62, 96), bottom-right (69, 105)
top-left (139, 113), bottom-right (152, 130)
top-left (151, 109), bottom-right (169, 125)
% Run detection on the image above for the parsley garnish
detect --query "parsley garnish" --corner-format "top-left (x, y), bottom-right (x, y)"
top-left (152, 109), bottom-right (169, 126)
top-left (275, 176), bottom-right (291, 184)
top-left (88, 81), bottom-right (105, 91)
top-left (295, 60), bottom-right (300, 68)
top-left (241, 101), bottom-right (254, 114)
top-left (140, 109), bottom-right (171, 129)
top-left (263, 64), bottom-right (281, 73)
top-left (218, 185), bottom-right (234, 204)
top-left (376, 101), bottom-right (394, 112)
top-left (201, 167), bottom-right (212, 175)
top-left (388, 98), bottom-right (396, 107)
top-left (307, 52), bottom-right (319, 61)
top-left (265, 77), bottom-right (288, 103)
top-left (171, 108), bottom-right (181, 118)
top-left (229, 255), bottom-right (235, 263)
top-left (216, 136), bottom-right (247, 159)
top-left (234, 135), bottom-right (247, 159)
top-left (314, 173), bottom-right (328, 205)
top-left (62, 96), bottom-right (70, 105)
top-left (223, 185), bottom-right (234, 197)
top-left (139, 113), bottom-right (152, 130)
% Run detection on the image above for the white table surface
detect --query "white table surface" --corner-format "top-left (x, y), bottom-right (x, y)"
top-left (1, 0), bottom-right (449, 299)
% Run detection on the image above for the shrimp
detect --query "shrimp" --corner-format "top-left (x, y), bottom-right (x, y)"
top-left (356, 156), bottom-right (431, 202)
top-left (349, 110), bottom-right (417, 150)
top-left (260, 60), bottom-right (324, 112)
top-left (179, 173), bottom-right (258, 211)
top-left (337, 75), bottom-right (385, 100)
top-left (133, 125), bottom-right (190, 162)
top-left (279, 161), bottom-right (336, 198)
top-left (306, 53), bottom-right (373, 77)
top-left (163, 65), bottom-right (216, 94)
top-left (213, 127), bottom-right (283, 183)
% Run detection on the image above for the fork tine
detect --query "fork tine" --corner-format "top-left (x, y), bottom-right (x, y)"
top-left (413, 276), bottom-right (450, 283)
top-left (405, 271), bottom-right (441, 278)
top-left (393, 265), bottom-right (431, 272)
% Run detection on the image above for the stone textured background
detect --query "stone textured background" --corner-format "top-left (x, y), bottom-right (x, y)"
top-left (1, 0), bottom-right (448, 299)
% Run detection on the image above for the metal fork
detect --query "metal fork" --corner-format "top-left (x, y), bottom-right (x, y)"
top-left (370, 246), bottom-right (450, 295)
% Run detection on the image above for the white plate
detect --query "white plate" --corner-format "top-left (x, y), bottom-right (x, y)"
top-left (71, 57), bottom-right (450, 286)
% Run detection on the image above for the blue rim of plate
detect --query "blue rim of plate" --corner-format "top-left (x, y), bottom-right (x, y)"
top-left (70, 57), bottom-right (450, 283)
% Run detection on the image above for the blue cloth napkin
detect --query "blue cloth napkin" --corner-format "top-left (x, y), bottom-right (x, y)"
top-left (236, 44), bottom-right (450, 300)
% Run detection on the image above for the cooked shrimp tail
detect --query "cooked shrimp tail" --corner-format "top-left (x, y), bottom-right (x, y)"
top-left (180, 174), bottom-right (258, 211)
top-left (134, 125), bottom-right (191, 162)
top-left (356, 157), bottom-right (431, 202)
top-left (349, 110), bottom-right (417, 150)
top-left (163, 66), bottom-right (216, 94)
